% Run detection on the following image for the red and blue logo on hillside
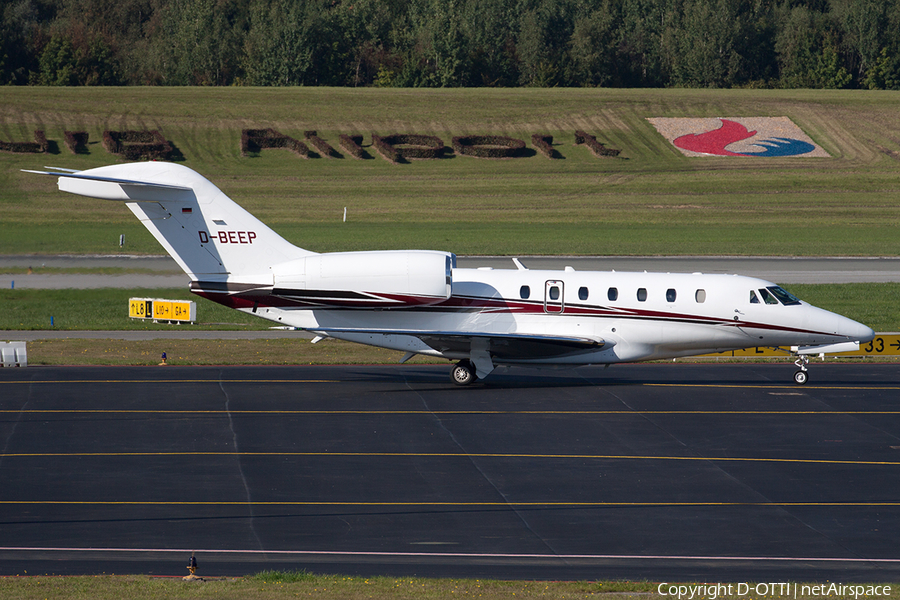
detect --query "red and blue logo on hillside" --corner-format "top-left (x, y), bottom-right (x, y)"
top-left (648, 117), bottom-right (828, 158)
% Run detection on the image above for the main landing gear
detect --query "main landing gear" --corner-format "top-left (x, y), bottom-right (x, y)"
top-left (793, 354), bottom-right (809, 385)
top-left (450, 360), bottom-right (476, 386)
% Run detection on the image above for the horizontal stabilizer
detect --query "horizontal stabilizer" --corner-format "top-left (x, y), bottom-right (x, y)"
top-left (22, 169), bottom-right (192, 196)
top-left (42, 166), bottom-right (80, 173)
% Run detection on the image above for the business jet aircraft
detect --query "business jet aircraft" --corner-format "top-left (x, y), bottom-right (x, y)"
top-left (26, 162), bottom-right (874, 385)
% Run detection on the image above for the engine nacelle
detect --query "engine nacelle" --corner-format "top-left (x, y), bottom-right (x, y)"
top-left (271, 250), bottom-right (454, 308)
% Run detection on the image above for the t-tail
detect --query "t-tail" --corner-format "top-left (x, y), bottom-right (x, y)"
top-left (25, 162), bottom-right (313, 282)
top-left (25, 162), bottom-right (455, 310)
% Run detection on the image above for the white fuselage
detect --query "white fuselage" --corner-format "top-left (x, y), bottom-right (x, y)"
top-left (243, 266), bottom-right (873, 366)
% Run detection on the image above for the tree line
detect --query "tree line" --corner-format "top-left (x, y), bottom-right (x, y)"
top-left (2, 0), bottom-right (898, 89)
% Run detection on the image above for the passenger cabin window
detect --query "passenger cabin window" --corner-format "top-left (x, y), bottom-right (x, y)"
top-left (549, 285), bottom-right (560, 300)
top-left (758, 288), bottom-right (779, 305)
top-left (750, 290), bottom-right (760, 304)
top-left (578, 287), bottom-right (589, 301)
top-left (695, 289), bottom-right (706, 303)
top-left (520, 285), bottom-right (530, 299)
top-left (666, 288), bottom-right (676, 302)
top-left (608, 287), bottom-right (618, 301)
top-left (637, 288), bottom-right (647, 302)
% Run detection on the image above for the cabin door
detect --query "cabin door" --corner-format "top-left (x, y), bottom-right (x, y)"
top-left (544, 280), bottom-right (564, 313)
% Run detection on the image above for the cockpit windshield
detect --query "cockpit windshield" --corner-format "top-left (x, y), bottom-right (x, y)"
top-left (758, 288), bottom-right (779, 305)
top-left (765, 285), bottom-right (802, 306)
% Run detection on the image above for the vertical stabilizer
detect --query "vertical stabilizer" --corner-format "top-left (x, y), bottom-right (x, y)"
top-left (27, 162), bottom-right (313, 281)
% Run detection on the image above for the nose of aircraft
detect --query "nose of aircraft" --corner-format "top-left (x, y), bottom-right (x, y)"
top-left (806, 305), bottom-right (874, 343)
top-left (849, 319), bottom-right (876, 343)
top-left (828, 309), bottom-right (875, 342)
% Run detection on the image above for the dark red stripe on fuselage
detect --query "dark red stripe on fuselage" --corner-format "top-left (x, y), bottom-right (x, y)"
top-left (189, 285), bottom-right (834, 337)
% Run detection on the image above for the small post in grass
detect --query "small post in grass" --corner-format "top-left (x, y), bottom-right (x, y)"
top-left (183, 552), bottom-right (203, 581)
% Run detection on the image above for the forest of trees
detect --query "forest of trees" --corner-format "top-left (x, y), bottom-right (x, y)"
top-left (1, 0), bottom-right (899, 89)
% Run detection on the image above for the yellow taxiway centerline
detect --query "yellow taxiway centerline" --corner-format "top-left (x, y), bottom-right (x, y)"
top-left (1, 451), bottom-right (899, 466)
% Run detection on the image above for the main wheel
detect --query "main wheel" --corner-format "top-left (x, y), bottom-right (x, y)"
top-left (451, 361), bottom-right (476, 386)
top-left (793, 369), bottom-right (809, 385)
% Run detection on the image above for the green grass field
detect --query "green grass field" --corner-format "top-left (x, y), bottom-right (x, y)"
top-left (2, 87), bottom-right (899, 256)
top-left (0, 574), bottom-right (731, 600)
top-left (0, 288), bottom-right (267, 330)
top-left (0, 572), bottom-right (896, 600)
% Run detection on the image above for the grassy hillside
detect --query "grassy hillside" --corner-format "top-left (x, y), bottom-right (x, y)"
top-left (2, 87), bottom-right (899, 256)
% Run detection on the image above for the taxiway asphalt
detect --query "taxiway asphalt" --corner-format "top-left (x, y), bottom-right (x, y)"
top-left (2, 362), bottom-right (900, 581)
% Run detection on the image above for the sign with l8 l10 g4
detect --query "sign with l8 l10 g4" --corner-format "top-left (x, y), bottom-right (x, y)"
top-left (701, 334), bottom-right (900, 358)
top-left (129, 298), bottom-right (196, 324)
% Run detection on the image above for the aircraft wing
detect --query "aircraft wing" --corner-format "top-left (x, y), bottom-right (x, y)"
top-left (308, 328), bottom-right (611, 360)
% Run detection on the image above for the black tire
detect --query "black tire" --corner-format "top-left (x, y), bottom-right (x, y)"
top-left (793, 370), bottom-right (809, 385)
top-left (451, 361), bottom-right (476, 386)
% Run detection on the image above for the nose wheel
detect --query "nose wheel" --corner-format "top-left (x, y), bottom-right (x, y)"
top-left (793, 355), bottom-right (809, 385)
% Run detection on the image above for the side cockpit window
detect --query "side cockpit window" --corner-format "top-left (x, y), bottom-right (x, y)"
top-left (750, 290), bottom-right (760, 304)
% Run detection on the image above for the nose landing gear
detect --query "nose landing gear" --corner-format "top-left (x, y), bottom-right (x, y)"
top-left (793, 355), bottom-right (809, 385)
